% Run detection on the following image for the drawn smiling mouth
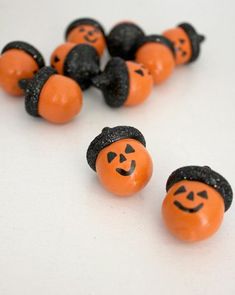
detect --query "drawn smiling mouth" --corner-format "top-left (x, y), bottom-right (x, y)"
top-left (174, 201), bottom-right (204, 213)
top-left (116, 160), bottom-right (136, 176)
top-left (84, 35), bottom-right (98, 43)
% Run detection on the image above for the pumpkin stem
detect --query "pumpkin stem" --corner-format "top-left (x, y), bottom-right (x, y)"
top-left (18, 78), bottom-right (30, 91)
top-left (198, 34), bottom-right (205, 43)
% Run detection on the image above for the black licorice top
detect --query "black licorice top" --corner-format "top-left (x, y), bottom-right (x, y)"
top-left (20, 67), bottom-right (57, 117)
top-left (166, 166), bottom-right (233, 212)
top-left (107, 22), bottom-right (145, 60)
top-left (87, 126), bottom-right (146, 171)
top-left (136, 35), bottom-right (175, 57)
top-left (63, 44), bottom-right (100, 90)
top-left (178, 23), bottom-right (205, 63)
top-left (2, 41), bottom-right (45, 69)
top-left (65, 18), bottom-right (105, 39)
top-left (92, 57), bottom-right (129, 107)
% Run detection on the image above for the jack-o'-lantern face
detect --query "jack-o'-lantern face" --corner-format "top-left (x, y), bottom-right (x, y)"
top-left (50, 43), bottom-right (76, 74)
top-left (67, 25), bottom-right (106, 56)
top-left (95, 138), bottom-right (153, 196)
top-left (163, 27), bottom-right (192, 65)
top-left (162, 180), bottom-right (225, 242)
top-left (125, 61), bottom-right (153, 106)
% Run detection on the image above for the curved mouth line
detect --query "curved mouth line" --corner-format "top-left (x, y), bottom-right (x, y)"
top-left (174, 201), bottom-right (204, 213)
top-left (116, 160), bottom-right (136, 176)
top-left (84, 35), bottom-right (98, 43)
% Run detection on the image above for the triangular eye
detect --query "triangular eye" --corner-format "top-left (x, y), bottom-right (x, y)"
top-left (125, 144), bottom-right (135, 154)
top-left (174, 186), bottom-right (186, 195)
top-left (197, 191), bottom-right (208, 199)
top-left (54, 56), bottom-right (60, 63)
top-left (179, 38), bottom-right (185, 44)
top-left (135, 69), bottom-right (144, 76)
top-left (107, 152), bottom-right (117, 163)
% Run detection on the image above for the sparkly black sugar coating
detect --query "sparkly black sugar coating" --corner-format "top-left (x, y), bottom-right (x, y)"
top-left (2, 41), bottom-right (45, 69)
top-left (107, 22), bottom-right (145, 60)
top-left (65, 18), bottom-right (105, 39)
top-left (64, 44), bottom-right (100, 90)
top-left (92, 57), bottom-right (129, 107)
top-left (87, 126), bottom-right (146, 171)
top-left (166, 166), bottom-right (233, 212)
top-left (178, 23), bottom-right (205, 63)
top-left (136, 35), bottom-right (175, 57)
top-left (24, 67), bottom-right (56, 117)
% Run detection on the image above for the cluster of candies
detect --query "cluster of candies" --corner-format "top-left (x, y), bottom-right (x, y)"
top-left (0, 18), bottom-right (205, 123)
top-left (87, 126), bottom-right (233, 242)
top-left (0, 18), bottom-right (233, 243)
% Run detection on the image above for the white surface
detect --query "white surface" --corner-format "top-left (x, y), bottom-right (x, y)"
top-left (0, 0), bottom-right (235, 294)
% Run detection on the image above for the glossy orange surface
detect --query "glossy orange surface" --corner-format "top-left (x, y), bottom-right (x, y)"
top-left (50, 42), bottom-right (76, 74)
top-left (96, 138), bottom-right (153, 196)
top-left (67, 24), bottom-right (106, 56)
top-left (163, 27), bottom-right (192, 65)
top-left (38, 75), bottom-right (83, 124)
top-left (135, 42), bottom-right (175, 84)
top-left (125, 61), bottom-right (153, 106)
top-left (0, 49), bottom-right (39, 96)
top-left (162, 180), bottom-right (225, 242)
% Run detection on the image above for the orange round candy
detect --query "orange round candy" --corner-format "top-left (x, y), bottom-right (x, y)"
top-left (136, 39), bottom-right (175, 84)
top-left (162, 180), bottom-right (225, 242)
top-left (163, 27), bottom-right (192, 65)
top-left (50, 42), bottom-right (76, 74)
top-left (38, 74), bottom-right (83, 124)
top-left (96, 138), bottom-right (153, 196)
top-left (125, 61), bottom-right (153, 106)
top-left (67, 24), bottom-right (106, 56)
top-left (91, 58), bottom-right (153, 107)
top-left (0, 49), bottom-right (39, 96)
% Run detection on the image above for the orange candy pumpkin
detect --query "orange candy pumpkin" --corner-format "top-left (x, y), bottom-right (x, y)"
top-left (162, 166), bottom-right (233, 242)
top-left (163, 22), bottom-right (205, 65)
top-left (22, 66), bottom-right (83, 124)
top-left (92, 57), bottom-right (153, 107)
top-left (135, 35), bottom-right (175, 84)
top-left (87, 126), bottom-right (153, 196)
top-left (65, 18), bottom-right (106, 56)
top-left (0, 41), bottom-right (44, 96)
top-left (125, 61), bottom-right (153, 106)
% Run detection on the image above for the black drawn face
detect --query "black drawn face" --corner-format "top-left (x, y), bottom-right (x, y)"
top-left (77, 25), bottom-right (102, 44)
top-left (173, 38), bottom-right (188, 58)
top-left (173, 184), bottom-right (208, 213)
top-left (132, 63), bottom-right (151, 77)
top-left (107, 143), bottom-right (136, 176)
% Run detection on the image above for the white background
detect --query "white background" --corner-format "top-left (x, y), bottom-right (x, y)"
top-left (0, 0), bottom-right (235, 294)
